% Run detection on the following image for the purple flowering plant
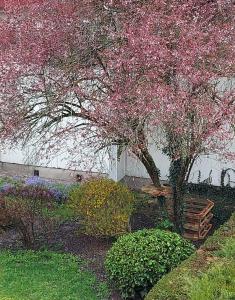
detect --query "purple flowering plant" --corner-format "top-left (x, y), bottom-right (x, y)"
top-left (0, 176), bottom-right (79, 204)
top-left (0, 176), bottom-right (79, 247)
top-left (25, 176), bottom-right (50, 186)
top-left (25, 176), bottom-right (77, 203)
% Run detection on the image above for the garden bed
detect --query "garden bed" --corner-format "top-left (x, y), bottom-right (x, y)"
top-left (0, 176), bottom-right (234, 300)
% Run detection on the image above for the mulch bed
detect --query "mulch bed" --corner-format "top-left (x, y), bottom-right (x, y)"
top-left (52, 222), bottom-right (121, 299)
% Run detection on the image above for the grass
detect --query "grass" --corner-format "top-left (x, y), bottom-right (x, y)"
top-left (45, 204), bottom-right (76, 221)
top-left (0, 251), bottom-right (108, 300)
top-left (187, 236), bottom-right (235, 300)
top-left (188, 262), bottom-right (235, 300)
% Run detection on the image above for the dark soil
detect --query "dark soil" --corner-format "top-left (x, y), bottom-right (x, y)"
top-left (51, 221), bottom-right (121, 299)
top-left (50, 206), bottom-right (160, 300)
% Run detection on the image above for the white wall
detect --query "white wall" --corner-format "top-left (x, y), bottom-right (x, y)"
top-left (108, 145), bottom-right (126, 181)
top-left (189, 151), bottom-right (235, 187)
top-left (124, 142), bottom-right (235, 187)
top-left (0, 142), bottom-right (110, 175)
top-left (125, 149), bottom-right (170, 181)
top-left (1, 142), bottom-right (235, 187)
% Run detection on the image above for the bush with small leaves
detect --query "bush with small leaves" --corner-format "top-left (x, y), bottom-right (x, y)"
top-left (68, 178), bottom-right (134, 237)
top-left (105, 229), bottom-right (195, 299)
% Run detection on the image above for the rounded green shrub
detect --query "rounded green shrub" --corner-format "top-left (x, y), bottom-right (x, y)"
top-left (105, 229), bottom-right (195, 299)
top-left (68, 178), bottom-right (134, 237)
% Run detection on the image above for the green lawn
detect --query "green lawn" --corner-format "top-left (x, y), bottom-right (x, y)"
top-left (0, 251), bottom-right (108, 300)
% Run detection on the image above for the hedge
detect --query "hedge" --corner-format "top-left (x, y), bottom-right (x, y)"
top-left (145, 212), bottom-right (235, 300)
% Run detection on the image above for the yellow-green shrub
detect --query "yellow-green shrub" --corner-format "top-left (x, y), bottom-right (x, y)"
top-left (68, 178), bottom-right (134, 237)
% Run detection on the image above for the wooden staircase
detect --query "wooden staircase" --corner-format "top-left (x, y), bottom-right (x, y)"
top-left (141, 185), bottom-right (214, 241)
top-left (182, 198), bottom-right (214, 240)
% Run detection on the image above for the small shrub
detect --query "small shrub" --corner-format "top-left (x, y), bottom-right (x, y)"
top-left (68, 178), bottom-right (134, 237)
top-left (0, 176), bottom-right (78, 204)
top-left (2, 187), bottom-right (58, 248)
top-left (105, 229), bottom-right (195, 299)
top-left (2, 185), bottom-right (55, 202)
top-left (25, 176), bottom-right (78, 203)
top-left (156, 218), bottom-right (174, 231)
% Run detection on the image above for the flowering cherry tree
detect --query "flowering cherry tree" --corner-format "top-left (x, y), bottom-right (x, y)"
top-left (98, 0), bottom-right (235, 229)
top-left (0, 0), bottom-right (234, 229)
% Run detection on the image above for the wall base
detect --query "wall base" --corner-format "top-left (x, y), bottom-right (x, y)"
top-left (0, 161), bottom-right (106, 183)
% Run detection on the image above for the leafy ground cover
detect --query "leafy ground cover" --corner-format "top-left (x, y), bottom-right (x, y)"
top-left (0, 250), bottom-right (108, 300)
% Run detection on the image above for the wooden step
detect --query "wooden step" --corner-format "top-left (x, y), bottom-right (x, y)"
top-left (183, 230), bottom-right (200, 241)
top-left (184, 213), bottom-right (213, 231)
top-left (199, 224), bottom-right (212, 239)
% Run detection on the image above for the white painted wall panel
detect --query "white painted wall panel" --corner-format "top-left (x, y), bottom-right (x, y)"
top-left (125, 143), bottom-right (235, 187)
top-left (125, 148), bottom-right (170, 181)
top-left (1, 140), bottom-right (235, 187)
top-left (0, 143), bottom-right (110, 174)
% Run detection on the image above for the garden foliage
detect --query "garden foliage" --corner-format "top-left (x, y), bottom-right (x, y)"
top-left (105, 229), bottom-right (195, 299)
top-left (0, 176), bottom-right (77, 204)
top-left (1, 190), bottom-right (57, 248)
top-left (0, 176), bottom-right (78, 247)
top-left (68, 178), bottom-right (134, 237)
top-left (188, 262), bottom-right (235, 300)
top-left (145, 212), bottom-right (235, 300)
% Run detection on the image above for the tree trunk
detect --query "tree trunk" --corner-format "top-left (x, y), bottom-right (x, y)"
top-left (172, 181), bottom-right (184, 233)
top-left (132, 126), bottom-right (162, 188)
top-left (170, 158), bottom-right (192, 233)
top-left (133, 146), bottom-right (161, 188)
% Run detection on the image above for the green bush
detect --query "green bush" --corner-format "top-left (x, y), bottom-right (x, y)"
top-left (145, 212), bottom-right (235, 300)
top-left (68, 178), bottom-right (134, 237)
top-left (188, 262), bottom-right (235, 300)
top-left (105, 229), bottom-right (195, 299)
